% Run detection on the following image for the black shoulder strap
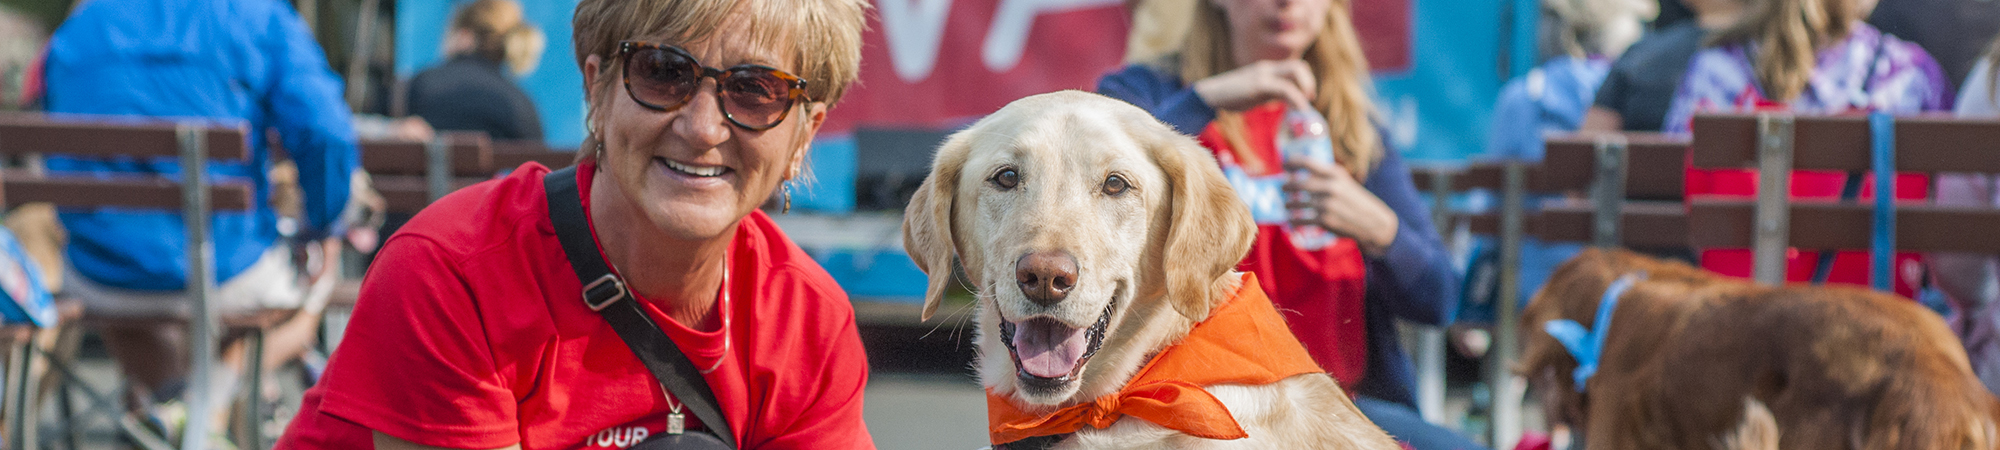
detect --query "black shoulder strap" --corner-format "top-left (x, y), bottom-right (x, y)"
top-left (543, 166), bottom-right (737, 448)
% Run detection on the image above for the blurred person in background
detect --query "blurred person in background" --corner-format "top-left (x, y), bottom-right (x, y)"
top-left (1471, 3), bottom-right (1650, 445)
top-left (405, 0), bottom-right (546, 142)
top-left (1478, 0), bottom-right (1651, 300)
top-left (1097, 0), bottom-right (1466, 447)
top-left (1866, 0), bottom-right (2000, 95)
top-left (41, 0), bottom-right (366, 442)
top-left (1662, 0), bottom-right (1948, 295)
top-left (1469, 4), bottom-right (1650, 443)
top-left (278, 0), bottom-right (877, 448)
top-left (1580, 0), bottom-right (1743, 133)
top-left (1930, 35), bottom-right (2000, 396)
top-left (0, 4), bottom-right (43, 111)
top-left (1123, 0), bottom-right (1197, 64)
top-left (1488, 0), bottom-right (1652, 161)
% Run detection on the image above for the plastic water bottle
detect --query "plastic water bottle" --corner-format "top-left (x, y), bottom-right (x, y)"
top-left (1277, 107), bottom-right (1337, 250)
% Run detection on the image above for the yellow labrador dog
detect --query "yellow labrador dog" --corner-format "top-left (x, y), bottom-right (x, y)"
top-left (903, 91), bottom-right (1398, 449)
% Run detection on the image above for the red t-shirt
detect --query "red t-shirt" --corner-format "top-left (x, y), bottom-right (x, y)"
top-left (277, 163), bottom-right (874, 449)
top-left (1195, 104), bottom-right (1371, 386)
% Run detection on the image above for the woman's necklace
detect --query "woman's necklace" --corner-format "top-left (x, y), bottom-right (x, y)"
top-left (665, 392), bottom-right (687, 434)
top-left (663, 263), bottom-right (730, 435)
top-left (700, 258), bottom-right (732, 375)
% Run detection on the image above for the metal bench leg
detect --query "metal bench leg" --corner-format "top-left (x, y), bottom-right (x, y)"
top-left (1752, 114), bottom-right (1794, 286)
top-left (33, 346), bottom-right (173, 449)
top-left (1413, 326), bottom-right (1446, 423)
top-left (7, 336), bottom-right (35, 450)
top-left (56, 380), bottom-right (73, 450)
top-left (1489, 162), bottom-right (1527, 447)
top-left (242, 328), bottom-right (264, 450)
top-left (178, 123), bottom-right (219, 450)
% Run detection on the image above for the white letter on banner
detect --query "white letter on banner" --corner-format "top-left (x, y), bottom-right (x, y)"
top-left (878, 0), bottom-right (955, 82)
top-left (982, 0), bottom-right (1121, 72)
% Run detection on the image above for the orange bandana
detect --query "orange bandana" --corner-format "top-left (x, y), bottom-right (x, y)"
top-left (985, 273), bottom-right (1325, 445)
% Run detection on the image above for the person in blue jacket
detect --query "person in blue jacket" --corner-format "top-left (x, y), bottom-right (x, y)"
top-left (1099, 0), bottom-right (1465, 447)
top-left (1471, 0), bottom-right (1652, 321)
top-left (42, 0), bottom-right (361, 434)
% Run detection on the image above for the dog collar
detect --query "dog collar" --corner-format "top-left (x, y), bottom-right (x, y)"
top-left (1543, 272), bottom-right (1645, 392)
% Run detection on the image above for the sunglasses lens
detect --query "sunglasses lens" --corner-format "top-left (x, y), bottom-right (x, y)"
top-left (626, 48), bottom-right (699, 109)
top-left (720, 69), bottom-right (796, 128)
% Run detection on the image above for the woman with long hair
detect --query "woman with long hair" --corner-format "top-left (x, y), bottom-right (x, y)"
top-left (1663, 0), bottom-right (1947, 129)
top-left (1662, 0), bottom-right (1949, 295)
top-left (1097, 0), bottom-right (1465, 447)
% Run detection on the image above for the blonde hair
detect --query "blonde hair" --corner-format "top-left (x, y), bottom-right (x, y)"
top-left (452, 0), bottom-right (538, 69)
top-left (1985, 33), bottom-right (2000, 103)
top-left (1180, 0), bottom-right (1379, 179)
top-left (502, 25), bottom-right (546, 77)
top-left (1543, 0), bottom-right (1656, 59)
top-left (572, 0), bottom-right (867, 139)
top-left (1124, 0), bottom-right (1198, 64)
top-left (1707, 0), bottom-right (1863, 102)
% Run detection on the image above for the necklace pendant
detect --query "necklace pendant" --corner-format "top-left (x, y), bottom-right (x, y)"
top-left (666, 412), bottom-right (685, 435)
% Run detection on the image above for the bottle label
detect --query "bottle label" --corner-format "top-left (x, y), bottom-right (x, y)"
top-left (1222, 165), bottom-right (1288, 225)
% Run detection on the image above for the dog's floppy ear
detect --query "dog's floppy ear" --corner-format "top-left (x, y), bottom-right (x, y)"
top-left (1144, 119), bottom-right (1257, 321)
top-left (903, 132), bottom-right (974, 321)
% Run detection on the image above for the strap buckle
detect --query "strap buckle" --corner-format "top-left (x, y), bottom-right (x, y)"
top-left (582, 274), bottom-right (628, 311)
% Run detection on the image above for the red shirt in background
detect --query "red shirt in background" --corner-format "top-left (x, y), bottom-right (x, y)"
top-left (1196, 104), bottom-right (1371, 386)
top-left (278, 163), bottom-right (874, 449)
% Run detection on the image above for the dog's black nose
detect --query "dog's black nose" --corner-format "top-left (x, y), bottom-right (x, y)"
top-left (1016, 251), bottom-right (1078, 307)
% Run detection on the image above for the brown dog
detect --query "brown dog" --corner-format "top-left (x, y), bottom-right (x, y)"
top-left (1520, 248), bottom-right (2000, 449)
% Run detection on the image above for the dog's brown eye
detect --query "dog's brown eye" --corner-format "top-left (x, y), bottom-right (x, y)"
top-left (1102, 175), bottom-right (1129, 196)
top-left (1096, 175), bottom-right (1128, 196)
top-left (992, 168), bottom-right (1020, 190)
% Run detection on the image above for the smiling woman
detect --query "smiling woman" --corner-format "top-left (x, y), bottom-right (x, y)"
top-left (275, 0), bottom-right (876, 449)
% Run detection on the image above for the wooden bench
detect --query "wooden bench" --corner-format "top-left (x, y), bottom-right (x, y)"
top-left (1687, 112), bottom-right (2000, 287)
top-left (492, 139), bottom-right (578, 171)
top-left (1411, 131), bottom-right (1691, 441)
top-left (0, 112), bottom-right (275, 450)
top-left (354, 136), bottom-right (576, 215)
top-left (1412, 134), bottom-right (1690, 248)
top-left (322, 138), bottom-right (575, 352)
top-left (1535, 133), bottom-right (1690, 249)
top-left (360, 132), bottom-right (495, 214)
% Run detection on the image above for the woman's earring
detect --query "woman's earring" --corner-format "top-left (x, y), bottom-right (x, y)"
top-left (781, 184), bottom-right (793, 214)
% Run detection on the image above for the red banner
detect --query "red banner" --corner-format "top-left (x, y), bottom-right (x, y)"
top-left (1355, 0), bottom-right (1412, 73)
top-left (826, 0), bottom-right (1130, 134)
top-left (825, 0), bottom-right (1412, 134)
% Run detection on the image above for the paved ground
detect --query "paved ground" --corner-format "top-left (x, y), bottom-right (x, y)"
top-left (863, 373), bottom-right (988, 450)
top-left (39, 322), bottom-right (1502, 450)
top-left (857, 319), bottom-right (990, 450)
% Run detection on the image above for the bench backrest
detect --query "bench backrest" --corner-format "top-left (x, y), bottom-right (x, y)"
top-left (1411, 132), bottom-right (1691, 250)
top-left (357, 136), bottom-right (576, 214)
top-left (0, 113), bottom-right (254, 210)
top-left (492, 140), bottom-right (577, 171)
top-left (1686, 112), bottom-right (2000, 286)
top-left (1535, 133), bottom-right (1689, 249)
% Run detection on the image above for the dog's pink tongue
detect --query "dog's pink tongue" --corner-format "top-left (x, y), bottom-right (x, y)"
top-left (1012, 318), bottom-right (1090, 379)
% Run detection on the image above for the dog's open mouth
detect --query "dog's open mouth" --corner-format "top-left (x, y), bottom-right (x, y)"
top-left (999, 297), bottom-right (1117, 388)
